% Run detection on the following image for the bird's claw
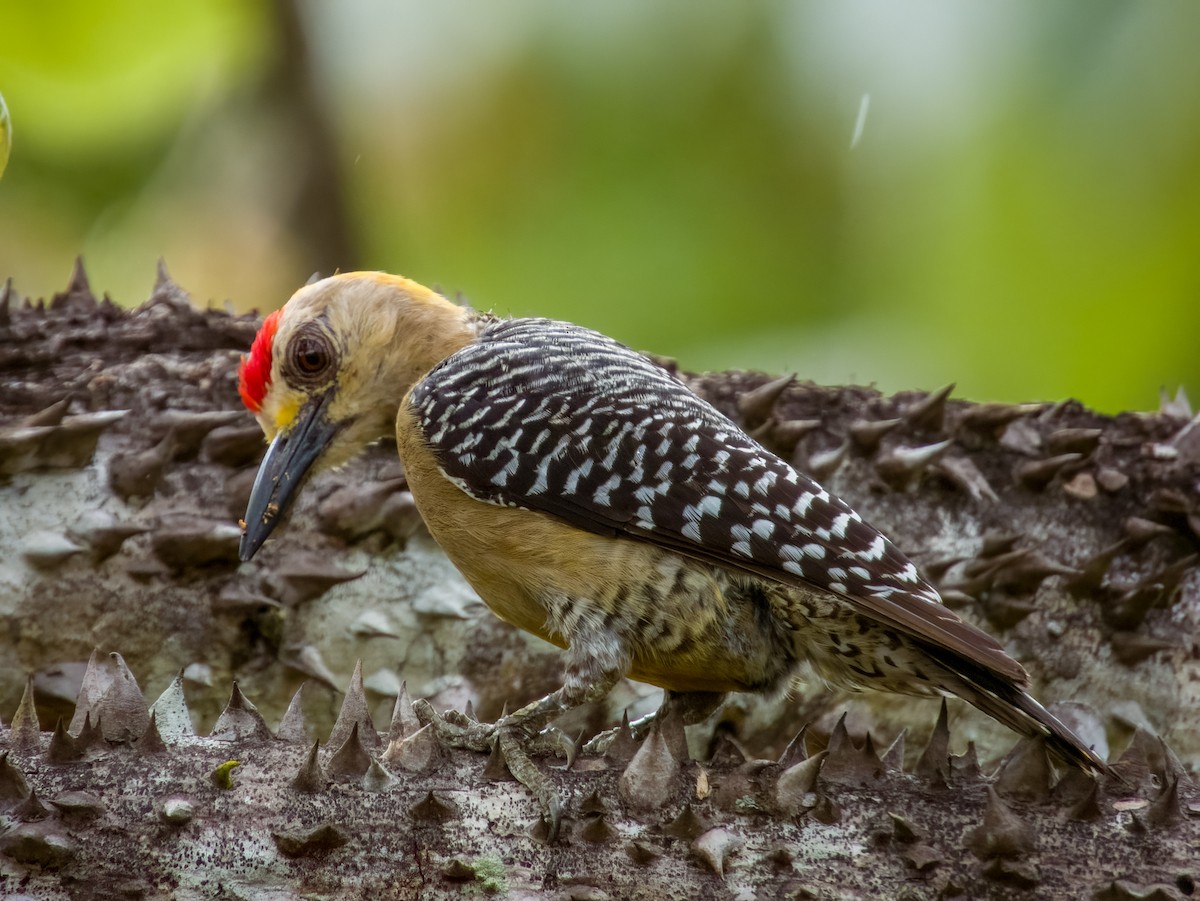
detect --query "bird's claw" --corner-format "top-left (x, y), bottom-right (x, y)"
top-left (523, 724), bottom-right (576, 766)
top-left (581, 727), bottom-right (618, 756)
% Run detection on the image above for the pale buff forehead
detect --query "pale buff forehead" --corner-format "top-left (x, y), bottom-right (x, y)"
top-left (281, 273), bottom-right (446, 328)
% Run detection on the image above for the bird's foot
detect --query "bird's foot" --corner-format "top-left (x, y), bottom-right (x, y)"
top-left (413, 700), bottom-right (575, 760)
top-left (412, 698), bottom-right (568, 841)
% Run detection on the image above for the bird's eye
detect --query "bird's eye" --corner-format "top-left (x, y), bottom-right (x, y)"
top-left (295, 338), bottom-right (327, 373)
top-left (287, 329), bottom-right (335, 384)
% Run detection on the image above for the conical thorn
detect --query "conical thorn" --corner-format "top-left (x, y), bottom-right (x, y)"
top-left (327, 721), bottom-right (372, 781)
top-left (291, 741), bottom-right (326, 793)
top-left (903, 384), bottom-right (954, 432)
top-left (737, 374), bottom-right (796, 426)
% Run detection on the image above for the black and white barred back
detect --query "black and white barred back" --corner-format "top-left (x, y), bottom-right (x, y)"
top-left (409, 317), bottom-right (1025, 686)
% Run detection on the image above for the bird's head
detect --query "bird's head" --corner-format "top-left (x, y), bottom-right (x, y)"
top-left (236, 271), bottom-right (476, 561)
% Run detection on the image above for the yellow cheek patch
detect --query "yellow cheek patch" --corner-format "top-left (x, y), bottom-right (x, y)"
top-left (271, 394), bottom-right (302, 435)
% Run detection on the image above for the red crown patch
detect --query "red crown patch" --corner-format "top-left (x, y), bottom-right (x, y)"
top-left (238, 308), bottom-right (283, 413)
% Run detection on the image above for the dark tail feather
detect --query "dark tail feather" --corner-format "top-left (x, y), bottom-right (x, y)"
top-left (916, 639), bottom-right (1113, 777)
top-left (966, 682), bottom-right (1112, 777)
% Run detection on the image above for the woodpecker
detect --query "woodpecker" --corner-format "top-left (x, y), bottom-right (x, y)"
top-left (238, 272), bottom-right (1109, 793)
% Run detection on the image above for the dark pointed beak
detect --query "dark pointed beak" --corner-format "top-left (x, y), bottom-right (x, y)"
top-left (239, 391), bottom-right (340, 561)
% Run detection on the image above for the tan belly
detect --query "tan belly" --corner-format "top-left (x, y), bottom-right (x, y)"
top-left (396, 405), bottom-right (786, 694)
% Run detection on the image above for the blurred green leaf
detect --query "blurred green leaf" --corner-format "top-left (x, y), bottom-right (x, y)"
top-left (0, 0), bottom-right (266, 156)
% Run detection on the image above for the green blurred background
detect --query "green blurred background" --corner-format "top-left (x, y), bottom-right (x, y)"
top-left (1, 1), bottom-right (1197, 412)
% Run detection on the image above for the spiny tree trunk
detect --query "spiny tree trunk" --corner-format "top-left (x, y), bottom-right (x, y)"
top-left (1, 263), bottom-right (1198, 899)
top-left (1, 658), bottom-right (1196, 900)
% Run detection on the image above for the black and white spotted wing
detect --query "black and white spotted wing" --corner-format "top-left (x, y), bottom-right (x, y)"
top-left (409, 318), bottom-right (1025, 684)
